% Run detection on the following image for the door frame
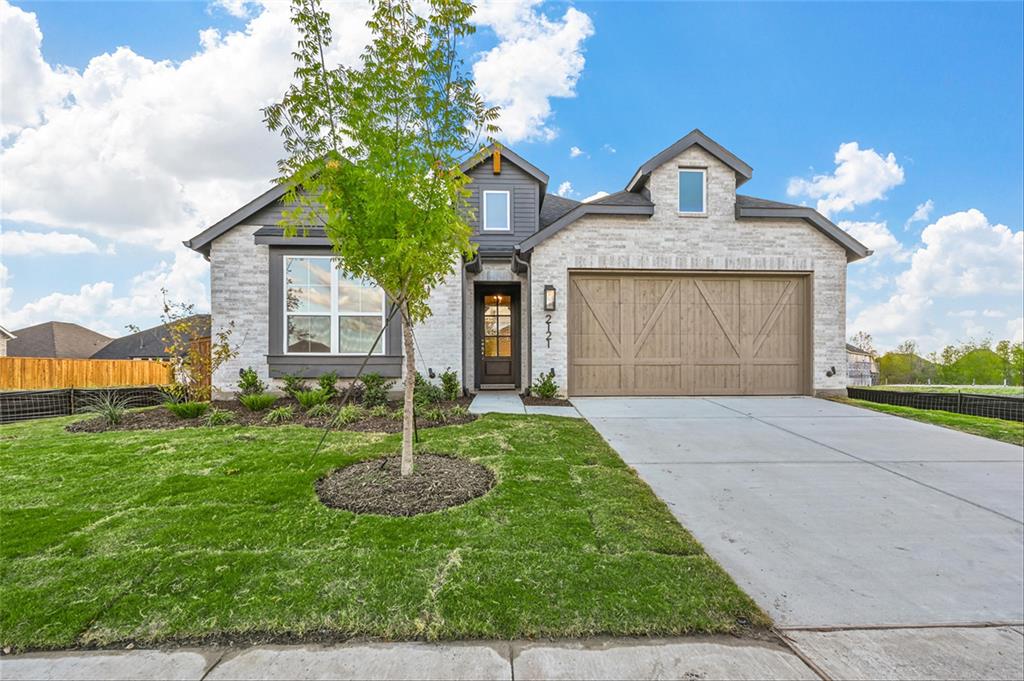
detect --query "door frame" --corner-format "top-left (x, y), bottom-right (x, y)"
top-left (566, 269), bottom-right (813, 397)
top-left (474, 282), bottom-right (521, 390)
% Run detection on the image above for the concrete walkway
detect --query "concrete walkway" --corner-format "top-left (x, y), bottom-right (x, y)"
top-left (469, 391), bottom-right (580, 418)
top-left (0, 637), bottom-right (817, 680)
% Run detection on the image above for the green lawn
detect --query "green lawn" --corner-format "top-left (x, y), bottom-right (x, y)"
top-left (862, 384), bottom-right (1023, 396)
top-left (0, 414), bottom-right (765, 651)
top-left (838, 398), bottom-right (1024, 446)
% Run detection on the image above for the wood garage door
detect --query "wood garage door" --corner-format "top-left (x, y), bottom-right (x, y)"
top-left (568, 273), bottom-right (809, 396)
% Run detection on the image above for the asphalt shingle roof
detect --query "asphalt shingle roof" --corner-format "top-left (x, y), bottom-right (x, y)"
top-left (92, 315), bottom-right (211, 360)
top-left (7, 322), bottom-right (111, 358)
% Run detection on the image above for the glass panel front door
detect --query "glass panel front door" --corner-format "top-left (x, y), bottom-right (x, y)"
top-left (478, 289), bottom-right (517, 387)
top-left (483, 294), bottom-right (513, 357)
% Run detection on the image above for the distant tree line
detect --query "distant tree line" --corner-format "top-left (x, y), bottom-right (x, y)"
top-left (848, 333), bottom-right (1024, 386)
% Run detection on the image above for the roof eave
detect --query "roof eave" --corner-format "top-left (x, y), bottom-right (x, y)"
top-left (736, 206), bottom-right (872, 261)
top-left (519, 203), bottom-right (654, 252)
top-left (184, 182), bottom-right (289, 256)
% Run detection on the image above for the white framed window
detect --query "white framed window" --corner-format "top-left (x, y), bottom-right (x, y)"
top-left (677, 168), bottom-right (706, 214)
top-left (284, 255), bottom-right (386, 355)
top-left (482, 190), bottom-right (511, 231)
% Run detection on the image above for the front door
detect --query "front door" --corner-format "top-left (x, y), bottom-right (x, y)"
top-left (476, 287), bottom-right (518, 388)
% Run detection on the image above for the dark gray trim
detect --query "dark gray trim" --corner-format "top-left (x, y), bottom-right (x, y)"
top-left (464, 252), bottom-right (483, 274)
top-left (625, 129), bottom-right (753, 193)
top-left (267, 246), bottom-right (403, 375)
top-left (736, 206), bottom-right (872, 261)
top-left (184, 183), bottom-right (289, 257)
top-left (460, 143), bottom-right (549, 195)
top-left (267, 354), bottom-right (402, 379)
top-left (518, 203), bottom-right (655, 252)
top-left (254, 226), bottom-right (333, 247)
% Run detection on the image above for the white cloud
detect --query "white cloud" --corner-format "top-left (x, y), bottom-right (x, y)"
top-left (1, 251), bottom-right (209, 336)
top-left (1008, 317), bottom-right (1024, 345)
top-left (569, 146), bottom-right (585, 158)
top-left (472, 0), bottom-right (594, 143)
top-left (851, 209), bottom-right (1023, 351)
top-left (0, 230), bottom-right (106, 256)
top-left (602, 143), bottom-right (616, 154)
top-left (839, 220), bottom-right (906, 262)
top-left (211, 0), bottom-right (255, 18)
top-left (787, 141), bottom-right (905, 218)
top-left (983, 309), bottom-right (1006, 318)
top-left (905, 199), bottom-right (933, 229)
top-left (556, 180), bottom-right (574, 197)
top-left (582, 190), bottom-right (608, 203)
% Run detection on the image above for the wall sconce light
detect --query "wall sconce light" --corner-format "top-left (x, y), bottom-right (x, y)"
top-left (826, 366), bottom-right (836, 377)
top-left (544, 285), bottom-right (557, 311)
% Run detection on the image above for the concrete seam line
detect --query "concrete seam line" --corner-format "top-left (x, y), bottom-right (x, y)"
top-left (199, 648), bottom-right (228, 681)
top-left (508, 640), bottom-right (516, 681)
top-left (771, 628), bottom-right (832, 681)
top-left (777, 621), bottom-right (1024, 632)
top-left (705, 399), bottom-right (1024, 526)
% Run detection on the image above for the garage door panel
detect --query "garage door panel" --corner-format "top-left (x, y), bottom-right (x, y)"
top-left (568, 273), bottom-right (808, 396)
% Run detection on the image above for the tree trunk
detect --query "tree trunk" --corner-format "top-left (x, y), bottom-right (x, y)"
top-left (401, 302), bottom-right (416, 476)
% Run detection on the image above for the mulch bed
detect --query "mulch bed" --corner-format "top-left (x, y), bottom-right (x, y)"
top-left (522, 395), bottom-right (573, 407)
top-left (315, 453), bottom-right (495, 516)
top-left (65, 396), bottom-right (475, 434)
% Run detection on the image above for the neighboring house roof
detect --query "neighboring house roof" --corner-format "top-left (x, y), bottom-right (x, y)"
top-left (7, 322), bottom-right (111, 358)
top-left (846, 343), bottom-right (873, 356)
top-left (0, 325), bottom-right (14, 341)
top-left (625, 128), bottom-right (753, 192)
top-left (92, 315), bottom-right (211, 360)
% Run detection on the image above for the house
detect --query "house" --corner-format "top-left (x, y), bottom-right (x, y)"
top-left (846, 343), bottom-right (879, 386)
top-left (6, 321), bottom-right (111, 359)
top-left (92, 315), bottom-right (211, 361)
top-left (185, 129), bottom-right (870, 398)
top-left (0, 326), bottom-right (14, 357)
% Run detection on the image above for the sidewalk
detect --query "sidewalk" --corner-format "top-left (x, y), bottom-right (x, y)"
top-left (0, 636), bottom-right (816, 680)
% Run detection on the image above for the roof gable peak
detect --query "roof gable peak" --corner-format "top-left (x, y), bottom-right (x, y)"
top-left (626, 129), bottom-right (753, 192)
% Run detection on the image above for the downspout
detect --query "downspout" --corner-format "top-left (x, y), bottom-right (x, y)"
top-left (513, 246), bottom-right (531, 394)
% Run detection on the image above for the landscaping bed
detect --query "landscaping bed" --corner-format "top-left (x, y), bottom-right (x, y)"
top-left (522, 395), bottom-right (573, 407)
top-left (65, 396), bottom-right (475, 434)
top-left (1, 414), bottom-right (767, 651)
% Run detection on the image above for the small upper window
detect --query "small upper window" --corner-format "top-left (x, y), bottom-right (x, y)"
top-left (482, 190), bottom-right (511, 231)
top-left (678, 169), bottom-right (706, 214)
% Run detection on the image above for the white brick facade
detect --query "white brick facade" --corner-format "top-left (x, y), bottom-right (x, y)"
top-left (529, 147), bottom-right (849, 396)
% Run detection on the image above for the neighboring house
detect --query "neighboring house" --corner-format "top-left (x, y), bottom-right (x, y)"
top-left (6, 321), bottom-right (111, 359)
top-left (846, 343), bottom-right (879, 386)
top-left (92, 315), bottom-right (211, 360)
top-left (185, 129), bottom-right (870, 398)
top-left (0, 325), bottom-right (14, 357)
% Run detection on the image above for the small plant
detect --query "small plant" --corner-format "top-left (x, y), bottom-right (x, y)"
top-left (239, 392), bottom-right (277, 412)
top-left (440, 367), bottom-right (461, 401)
top-left (369, 404), bottom-right (391, 418)
top-left (263, 405), bottom-right (295, 424)
top-left (203, 408), bottom-right (235, 426)
top-left (237, 367), bottom-right (267, 397)
top-left (82, 391), bottom-right (129, 426)
top-left (317, 371), bottom-right (340, 398)
top-left (294, 388), bottom-right (330, 410)
top-left (420, 406), bottom-right (445, 423)
top-left (281, 374), bottom-right (309, 397)
top-left (389, 408), bottom-right (404, 421)
top-left (306, 402), bottom-right (335, 419)
top-left (414, 372), bottom-right (444, 408)
top-left (359, 372), bottom-right (394, 408)
top-left (447, 404), bottom-right (470, 418)
top-left (165, 400), bottom-right (210, 420)
top-left (531, 369), bottom-right (560, 399)
top-left (333, 404), bottom-right (366, 427)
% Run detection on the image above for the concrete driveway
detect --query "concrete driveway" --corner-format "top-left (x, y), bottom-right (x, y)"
top-left (573, 396), bottom-right (1024, 629)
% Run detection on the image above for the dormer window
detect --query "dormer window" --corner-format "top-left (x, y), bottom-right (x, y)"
top-left (483, 190), bottom-right (511, 231)
top-left (678, 168), bottom-right (706, 215)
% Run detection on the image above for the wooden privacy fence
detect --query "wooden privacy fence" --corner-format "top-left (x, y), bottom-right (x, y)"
top-left (0, 357), bottom-right (172, 391)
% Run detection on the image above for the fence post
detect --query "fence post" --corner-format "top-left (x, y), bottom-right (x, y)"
top-left (957, 390), bottom-right (963, 413)
top-left (70, 387), bottom-right (75, 415)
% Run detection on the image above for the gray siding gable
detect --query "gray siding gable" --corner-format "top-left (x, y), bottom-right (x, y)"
top-left (464, 158), bottom-right (542, 249)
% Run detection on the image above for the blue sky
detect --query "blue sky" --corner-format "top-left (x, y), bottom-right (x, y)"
top-left (2, 0), bottom-right (1022, 351)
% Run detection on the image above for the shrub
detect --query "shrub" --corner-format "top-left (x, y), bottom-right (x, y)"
top-left (414, 372), bottom-right (444, 408)
top-left (203, 408), bottom-right (235, 426)
top-left (440, 367), bottom-right (461, 401)
top-left (263, 405), bottom-right (294, 424)
top-left (317, 371), bottom-right (340, 398)
top-left (281, 374), bottom-right (309, 397)
top-left (306, 403), bottom-right (335, 419)
top-left (333, 404), bottom-right (366, 427)
top-left (420, 406), bottom-right (445, 423)
top-left (239, 392), bottom-right (277, 412)
top-left (294, 388), bottom-right (330, 410)
top-left (82, 391), bottom-right (129, 426)
top-left (368, 404), bottom-right (391, 419)
top-left (359, 372), bottom-right (394, 408)
top-left (165, 400), bottom-right (210, 420)
top-left (531, 370), bottom-right (559, 399)
top-left (237, 367), bottom-right (267, 397)
top-left (447, 404), bottom-right (470, 418)
top-left (389, 408), bottom-right (404, 421)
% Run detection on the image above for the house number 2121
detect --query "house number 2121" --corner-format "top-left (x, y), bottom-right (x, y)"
top-left (545, 314), bottom-right (552, 348)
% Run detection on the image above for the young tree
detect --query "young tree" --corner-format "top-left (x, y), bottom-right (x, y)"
top-left (161, 295), bottom-right (236, 402)
top-left (848, 330), bottom-right (875, 355)
top-left (265, 0), bottom-right (498, 475)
